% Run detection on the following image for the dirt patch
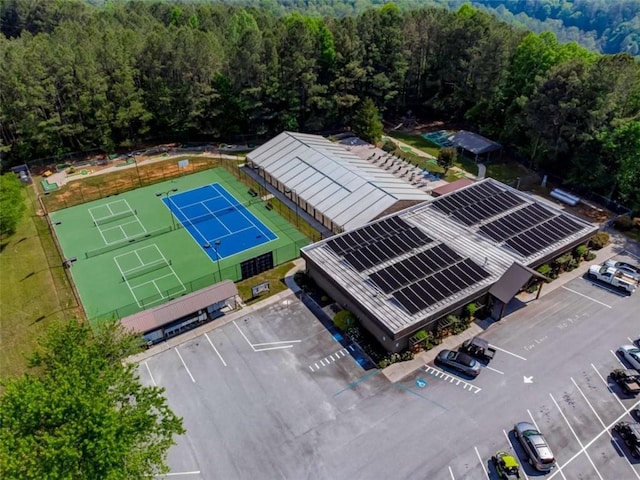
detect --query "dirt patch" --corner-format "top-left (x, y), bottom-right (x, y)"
top-left (566, 202), bottom-right (613, 224)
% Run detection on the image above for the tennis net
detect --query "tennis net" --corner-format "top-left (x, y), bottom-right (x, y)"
top-left (85, 226), bottom-right (172, 258)
top-left (122, 259), bottom-right (172, 282)
top-left (94, 209), bottom-right (137, 226)
top-left (180, 198), bottom-right (262, 227)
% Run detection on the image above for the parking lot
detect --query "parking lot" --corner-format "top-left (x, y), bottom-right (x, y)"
top-left (140, 254), bottom-right (640, 479)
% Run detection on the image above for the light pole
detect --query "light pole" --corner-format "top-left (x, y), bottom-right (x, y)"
top-left (155, 188), bottom-right (178, 230)
top-left (213, 239), bottom-right (222, 281)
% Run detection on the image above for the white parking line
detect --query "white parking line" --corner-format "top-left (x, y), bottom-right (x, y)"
top-left (591, 363), bottom-right (626, 410)
top-left (562, 286), bottom-right (612, 308)
top-left (309, 349), bottom-right (350, 372)
top-left (502, 429), bottom-right (530, 480)
top-left (254, 345), bottom-right (293, 352)
top-left (527, 410), bottom-right (567, 480)
top-left (155, 471), bottom-right (201, 477)
top-left (629, 337), bottom-right (636, 345)
top-left (547, 398), bottom-right (640, 479)
top-left (489, 344), bottom-right (527, 361)
top-left (623, 250), bottom-right (640, 261)
top-left (233, 321), bottom-right (256, 352)
top-left (205, 333), bottom-right (227, 367)
top-left (611, 349), bottom-right (626, 367)
top-left (252, 339), bottom-right (302, 346)
top-left (175, 348), bottom-right (195, 383)
top-left (474, 446), bottom-right (489, 479)
top-left (550, 393), bottom-right (603, 480)
top-left (571, 377), bottom-right (640, 480)
top-left (485, 365), bottom-right (504, 375)
top-left (144, 361), bottom-right (157, 386)
top-left (448, 465), bottom-right (455, 479)
top-left (423, 365), bottom-right (481, 394)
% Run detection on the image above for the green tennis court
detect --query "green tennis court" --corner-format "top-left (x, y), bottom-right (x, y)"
top-left (50, 168), bottom-right (309, 327)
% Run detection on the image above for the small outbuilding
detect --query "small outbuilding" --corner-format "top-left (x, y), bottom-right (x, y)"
top-left (449, 130), bottom-right (502, 162)
top-left (121, 281), bottom-right (238, 345)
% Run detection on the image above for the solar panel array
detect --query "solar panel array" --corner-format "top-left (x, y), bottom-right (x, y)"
top-left (432, 182), bottom-right (524, 226)
top-left (504, 216), bottom-right (583, 257)
top-left (432, 182), bottom-right (586, 257)
top-left (369, 244), bottom-right (462, 293)
top-left (326, 216), bottom-right (413, 256)
top-left (393, 259), bottom-right (490, 315)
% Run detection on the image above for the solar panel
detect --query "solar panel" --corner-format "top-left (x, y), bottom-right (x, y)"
top-left (480, 203), bottom-right (554, 241)
top-left (505, 216), bottom-right (583, 257)
top-left (451, 191), bottom-right (524, 226)
top-left (432, 182), bottom-right (501, 215)
top-left (393, 259), bottom-right (490, 314)
top-left (326, 217), bottom-right (413, 256)
top-left (344, 227), bottom-right (432, 271)
top-left (369, 244), bottom-right (463, 293)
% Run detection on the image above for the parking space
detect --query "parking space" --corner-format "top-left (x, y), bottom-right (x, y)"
top-left (134, 254), bottom-right (640, 480)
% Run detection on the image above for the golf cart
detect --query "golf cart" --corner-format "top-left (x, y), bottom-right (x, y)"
top-left (492, 451), bottom-right (521, 479)
top-left (459, 336), bottom-right (496, 363)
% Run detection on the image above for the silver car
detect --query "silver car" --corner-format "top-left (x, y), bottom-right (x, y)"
top-left (514, 422), bottom-right (555, 472)
top-left (435, 349), bottom-right (481, 377)
top-left (605, 260), bottom-right (640, 280)
top-left (619, 345), bottom-right (640, 371)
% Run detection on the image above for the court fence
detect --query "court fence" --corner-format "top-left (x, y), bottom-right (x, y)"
top-left (93, 239), bottom-right (308, 321)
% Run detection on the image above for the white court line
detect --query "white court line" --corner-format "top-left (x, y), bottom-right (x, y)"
top-left (202, 202), bottom-right (232, 235)
top-left (526, 409), bottom-right (568, 480)
top-left (489, 344), bottom-right (527, 361)
top-left (474, 446), bottom-right (489, 479)
top-left (591, 363), bottom-right (626, 410)
top-left (562, 286), bottom-right (612, 308)
top-left (448, 466), bottom-right (455, 479)
top-left (113, 255), bottom-right (142, 307)
top-left (611, 349), bottom-right (626, 367)
top-left (485, 365), bottom-right (504, 375)
top-left (175, 348), bottom-right (195, 383)
top-left (550, 393), bottom-right (603, 480)
top-left (252, 340), bottom-right (302, 346)
top-left (571, 377), bottom-right (640, 480)
top-left (155, 471), bottom-right (201, 477)
top-left (156, 245), bottom-right (186, 293)
top-left (134, 250), bottom-right (144, 268)
top-left (211, 183), bottom-right (275, 241)
top-left (205, 333), bottom-right (227, 367)
top-left (233, 321), bottom-right (256, 351)
top-left (144, 361), bottom-right (157, 386)
top-left (502, 429), bottom-right (530, 480)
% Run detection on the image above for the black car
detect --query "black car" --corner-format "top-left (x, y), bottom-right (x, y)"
top-left (613, 422), bottom-right (640, 457)
top-left (435, 349), bottom-right (481, 377)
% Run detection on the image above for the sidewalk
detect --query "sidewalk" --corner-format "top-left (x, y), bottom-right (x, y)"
top-left (382, 239), bottom-right (623, 383)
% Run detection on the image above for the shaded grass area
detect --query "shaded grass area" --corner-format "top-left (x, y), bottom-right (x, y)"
top-left (0, 188), bottom-right (78, 378)
top-left (236, 262), bottom-right (295, 305)
top-left (486, 162), bottom-right (531, 184)
top-left (386, 131), bottom-right (441, 157)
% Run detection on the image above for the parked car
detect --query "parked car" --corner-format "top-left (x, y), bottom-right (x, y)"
top-left (492, 451), bottom-right (521, 479)
top-left (613, 422), bottom-right (640, 458)
top-left (435, 349), bottom-right (481, 377)
top-left (514, 422), bottom-right (556, 472)
top-left (459, 336), bottom-right (496, 363)
top-left (610, 369), bottom-right (640, 396)
top-left (619, 345), bottom-right (640, 371)
top-left (605, 259), bottom-right (640, 280)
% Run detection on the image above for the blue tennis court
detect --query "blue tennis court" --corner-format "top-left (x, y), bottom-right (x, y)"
top-left (162, 184), bottom-right (277, 261)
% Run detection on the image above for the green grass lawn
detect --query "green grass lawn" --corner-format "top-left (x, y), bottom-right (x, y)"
top-left (236, 262), bottom-right (295, 305)
top-left (0, 188), bottom-right (78, 378)
top-left (385, 131), bottom-right (441, 157)
top-left (486, 162), bottom-right (531, 184)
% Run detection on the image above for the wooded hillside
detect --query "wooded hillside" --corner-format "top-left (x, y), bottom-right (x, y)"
top-left (1, 1), bottom-right (639, 211)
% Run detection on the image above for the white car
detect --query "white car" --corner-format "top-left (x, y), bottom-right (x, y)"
top-left (619, 345), bottom-right (640, 371)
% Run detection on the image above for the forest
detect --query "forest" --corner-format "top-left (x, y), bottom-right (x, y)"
top-left (1, 0), bottom-right (639, 211)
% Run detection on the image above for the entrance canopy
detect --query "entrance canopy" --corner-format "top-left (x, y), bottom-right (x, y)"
top-left (489, 262), bottom-right (547, 304)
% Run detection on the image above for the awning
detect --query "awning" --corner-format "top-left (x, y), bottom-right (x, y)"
top-left (489, 262), bottom-right (548, 304)
top-left (449, 130), bottom-right (501, 155)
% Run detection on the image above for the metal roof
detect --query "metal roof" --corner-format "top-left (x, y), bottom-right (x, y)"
top-left (430, 177), bottom-right (474, 197)
top-left (120, 281), bottom-right (238, 334)
top-left (247, 132), bottom-right (430, 230)
top-left (449, 130), bottom-right (501, 155)
top-left (301, 178), bottom-right (597, 337)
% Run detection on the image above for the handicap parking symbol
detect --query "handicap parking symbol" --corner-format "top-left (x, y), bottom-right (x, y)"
top-left (415, 378), bottom-right (428, 388)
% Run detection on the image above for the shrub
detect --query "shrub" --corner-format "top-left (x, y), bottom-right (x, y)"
top-left (413, 329), bottom-right (428, 341)
top-left (526, 283), bottom-right (538, 294)
top-left (554, 253), bottom-right (573, 272)
top-left (574, 245), bottom-right (588, 259)
top-left (401, 351), bottom-right (414, 362)
top-left (614, 215), bottom-right (634, 231)
top-left (67, 167), bottom-right (76, 174)
top-left (378, 359), bottom-right (390, 369)
top-left (590, 232), bottom-right (610, 250)
top-left (333, 310), bottom-right (357, 331)
top-left (585, 251), bottom-right (596, 261)
top-left (567, 259), bottom-right (579, 271)
top-left (536, 264), bottom-right (552, 278)
top-left (463, 303), bottom-right (477, 320)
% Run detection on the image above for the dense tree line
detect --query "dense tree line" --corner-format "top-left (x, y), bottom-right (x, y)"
top-left (1, 1), bottom-right (639, 210)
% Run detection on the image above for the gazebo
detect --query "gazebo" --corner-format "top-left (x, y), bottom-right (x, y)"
top-left (449, 130), bottom-right (502, 162)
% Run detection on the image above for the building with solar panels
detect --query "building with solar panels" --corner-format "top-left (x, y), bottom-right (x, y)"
top-left (245, 131), bottom-right (430, 234)
top-left (301, 178), bottom-right (598, 352)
